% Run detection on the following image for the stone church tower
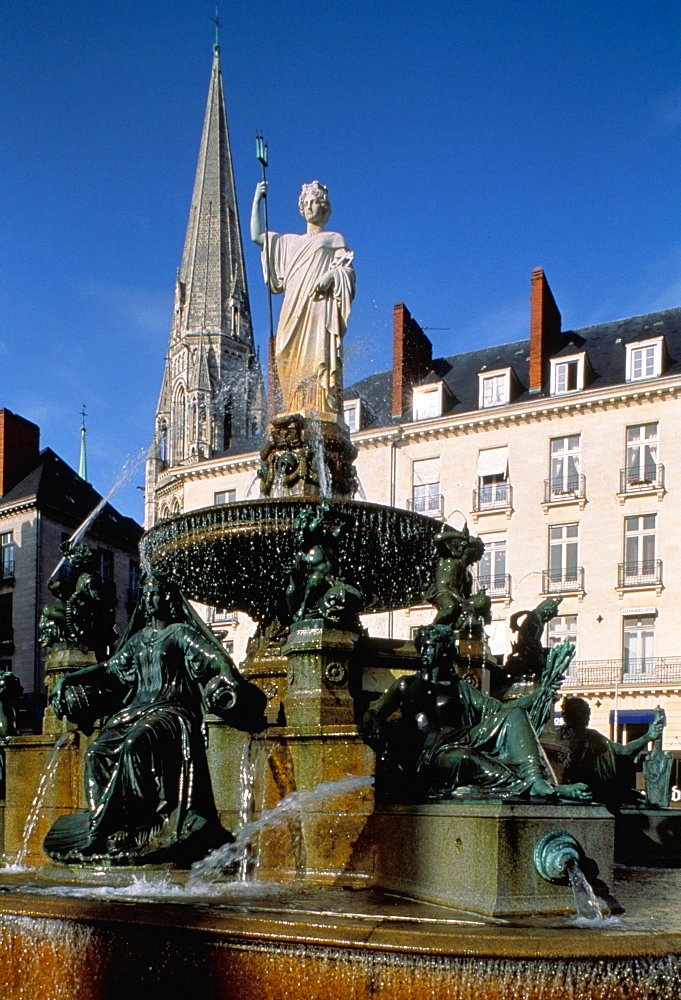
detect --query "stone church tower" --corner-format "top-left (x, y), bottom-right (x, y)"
top-left (145, 42), bottom-right (264, 527)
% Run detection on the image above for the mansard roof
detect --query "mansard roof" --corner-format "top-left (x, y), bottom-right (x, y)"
top-left (1, 448), bottom-right (142, 549)
top-left (344, 305), bottom-right (681, 429)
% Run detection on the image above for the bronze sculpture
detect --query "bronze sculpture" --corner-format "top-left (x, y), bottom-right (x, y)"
top-left (557, 696), bottom-right (664, 811)
top-left (362, 623), bottom-right (590, 804)
top-left (39, 542), bottom-right (117, 661)
top-left (44, 573), bottom-right (267, 865)
top-left (424, 525), bottom-right (491, 632)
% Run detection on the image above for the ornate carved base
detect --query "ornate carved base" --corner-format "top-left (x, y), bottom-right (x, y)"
top-left (258, 413), bottom-right (358, 500)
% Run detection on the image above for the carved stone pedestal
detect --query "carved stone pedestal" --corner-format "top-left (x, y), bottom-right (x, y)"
top-left (283, 620), bottom-right (360, 729)
top-left (43, 648), bottom-right (96, 737)
top-left (370, 800), bottom-right (617, 917)
top-left (258, 412), bottom-right (358, 500)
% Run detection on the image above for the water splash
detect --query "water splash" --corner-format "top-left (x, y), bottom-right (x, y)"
top-left (6, 732), bottom-right (74, 869)
top-left (188, 775), bottom-right (373, 887)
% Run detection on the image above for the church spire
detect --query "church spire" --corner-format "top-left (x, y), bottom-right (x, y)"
top-left (172, 42), bottom-right (252, 345)
top-left (146, 44), bottom-right (264, 526)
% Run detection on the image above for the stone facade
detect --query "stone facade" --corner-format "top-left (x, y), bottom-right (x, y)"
top-left (147, 275), bottom-right (681, 776)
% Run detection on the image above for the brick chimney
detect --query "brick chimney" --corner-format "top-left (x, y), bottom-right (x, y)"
top-left (392, 303), bottom-right (433, 418)
top-left (529, 268), bottom-right (562, 393)
top-left (0, 410), bottom-right (41, 496)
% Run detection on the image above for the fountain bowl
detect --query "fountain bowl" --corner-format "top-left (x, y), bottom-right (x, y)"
top-left (141, 498), bottom-right (442, 622)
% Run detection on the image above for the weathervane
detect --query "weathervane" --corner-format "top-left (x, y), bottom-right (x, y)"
top-left (211, 5), bottom-right (222, 51)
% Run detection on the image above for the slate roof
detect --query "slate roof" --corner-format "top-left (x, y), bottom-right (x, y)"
top-left (344, 306), bottom-right (681, 430)
top-left (0, 448), bottom-right (142, 549)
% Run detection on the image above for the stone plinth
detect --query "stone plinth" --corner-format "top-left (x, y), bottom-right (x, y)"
top-left (43, 647), bottom-right (97, 736)
top-left (283, 622), bottom-right (360, 729)
top-left (370, 800), bottom-right (616, 917)
top-left (615, 805), bottom-right (681, 866)
top-left (2, 734), bottom-right (86, 864)
top-left (258, 413), bottom-right (358, 499)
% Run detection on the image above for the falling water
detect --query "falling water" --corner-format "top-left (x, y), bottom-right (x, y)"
top-left (235, 735), bottom-right (270, 880)
top-left (568, 864), bottom-right (606, 921)
top-left (6, 732), bottom-right (74, 869)
top-left (307, 418), bottom-right (331, 497)
top-left (188, 775), bottom-right (373, 887)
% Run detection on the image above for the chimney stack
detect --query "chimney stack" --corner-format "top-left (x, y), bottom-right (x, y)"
top-left (529, 268), bottom-right (562, 393)
top-left (0, 409), bottom-right (41, 496)
top-left (392, 303), bottom-right (432, 418)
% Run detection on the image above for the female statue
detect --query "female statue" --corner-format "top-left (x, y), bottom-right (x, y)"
top-left (251, 180), bottom-right (355, 417)
top-left (44, 574), bottom-right (267, 865)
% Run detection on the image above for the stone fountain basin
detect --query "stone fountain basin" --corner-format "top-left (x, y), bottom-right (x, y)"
top-left (141, 498), bottom-right (442, 622)
top-left (0, 869), bottom-right (679, 999)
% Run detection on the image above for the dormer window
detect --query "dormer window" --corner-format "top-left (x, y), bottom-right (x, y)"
top-left (413, 383), bottom-right (443, 421)
top-left (343, 398), bottom-right (362, 433)
top-left (626, 338), bottom-right (663, 382)
top-left (550, 354), bottom-right (585, 395)
top-left (478, 369), bottom-right (511, 408)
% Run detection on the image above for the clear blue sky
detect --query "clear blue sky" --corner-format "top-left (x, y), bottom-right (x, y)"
top-left (3, 1), bottom-right (681, 523)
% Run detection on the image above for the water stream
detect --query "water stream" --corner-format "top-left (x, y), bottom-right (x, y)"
top-left (5, 733), bottom-right (74, 869)
top-left (568, 863), bottom-right (606, 921)
top-left (188, 775), bottom-right (373, 887)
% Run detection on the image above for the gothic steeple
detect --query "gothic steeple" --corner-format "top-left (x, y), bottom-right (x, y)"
top-left (146, 43), bottom-right (264, 525)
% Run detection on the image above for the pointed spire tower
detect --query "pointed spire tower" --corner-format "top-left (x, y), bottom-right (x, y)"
top-left (146, 41), bottom-right (264, 525)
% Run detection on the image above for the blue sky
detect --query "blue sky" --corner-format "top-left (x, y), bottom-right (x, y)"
top-left (3, 1), bottom-right (681, 523)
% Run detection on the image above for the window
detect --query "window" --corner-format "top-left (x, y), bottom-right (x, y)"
top-left (622, 615), bottom-right (655, 674)
top-left (0, 594), bottom-right (12, 644)
top-left (0, 532), bottom-right (15, 580)
top-left (478, 370), bottom-right (510, 408)
top-left (411, 458), bottom-right (441, 515)
top-left (625, 423), bottom-right (658, 486)
top-left (476, 447), bottom-right (509, 510)
top-left (129, 561), bottom-right (140, 601)
top-left (158, 420), bottom-right (168, 464)
top-left (214, 489), bottom-right (236, 506)
top-left (626, 339), bottom-right (663, 382)
top-left (413, 383), bottom-right (443, 421)
top-left (548, 523), bottom-right (579, 586)
top-left (547, 615), bottom-right (578, 653)
top-left (623, 514), bottom-right (656, 582)
top-left (477, 534), bottom-right (507, 596)
top-left (550, 356), bottom-right (584, 395)
top-left (171, 385), bottom-right (186, 464)
top-left (98, 549), bottom-right (114, 583)
top-left (343, 399), bottom-right (361, 433)
top-left (550, 436), bottom-right (580, 496)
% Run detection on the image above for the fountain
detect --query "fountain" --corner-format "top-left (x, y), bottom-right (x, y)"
top-left (0, 181), bottom-right (681, 999)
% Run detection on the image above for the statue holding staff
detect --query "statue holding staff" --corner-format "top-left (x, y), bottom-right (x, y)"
top-left (251, 179), bottom-right (355, 417)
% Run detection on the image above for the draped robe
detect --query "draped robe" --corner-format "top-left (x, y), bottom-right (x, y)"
top-left (263, 230), bottom-right (355, 416)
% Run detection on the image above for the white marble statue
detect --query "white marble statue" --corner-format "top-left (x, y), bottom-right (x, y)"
top-left (251, 180), bottom-right (355, 417)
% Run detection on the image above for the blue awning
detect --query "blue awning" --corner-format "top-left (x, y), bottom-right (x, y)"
top-left (609, 710), bottom-right (656, 725)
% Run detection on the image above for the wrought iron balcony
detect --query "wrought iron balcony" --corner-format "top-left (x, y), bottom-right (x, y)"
top-left (563, 656), bottom-right (681, 689)
top-left (541, 566), bottom-right (585, 595)
top-left (617, 559), bottom-right (662, 590)
top-left (0, 560), bottom-right (15, 586)
top-left (543, 475), bottom-right (586, 505)
top-left (407, 493), bottom-right (444, 518)
top-left (474, 573), bottom-right (511, 600)
top-left (472, 483), bottom-right (512, 514)
top-left (619, 464), bottom-right (664, 494)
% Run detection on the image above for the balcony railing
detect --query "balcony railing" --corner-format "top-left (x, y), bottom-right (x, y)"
top-left (542, 566), bottom-right (585, 595)
top-left (475, 573), bottom-right (511, 600)
top-left (472, 483), bottom-right (512, 513)
top-left (407, 493), bottom-right (444, 518)
top-left (0, 560), bottom-right (15, 585)
top-left (543, 475), bottom-right (586, 504)
top-left (618, 559), bottom-right (662, 590)
top-left (619, 464), bottom-right (665, 494)
top-left (563, 657), bottom-right (681, 689)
